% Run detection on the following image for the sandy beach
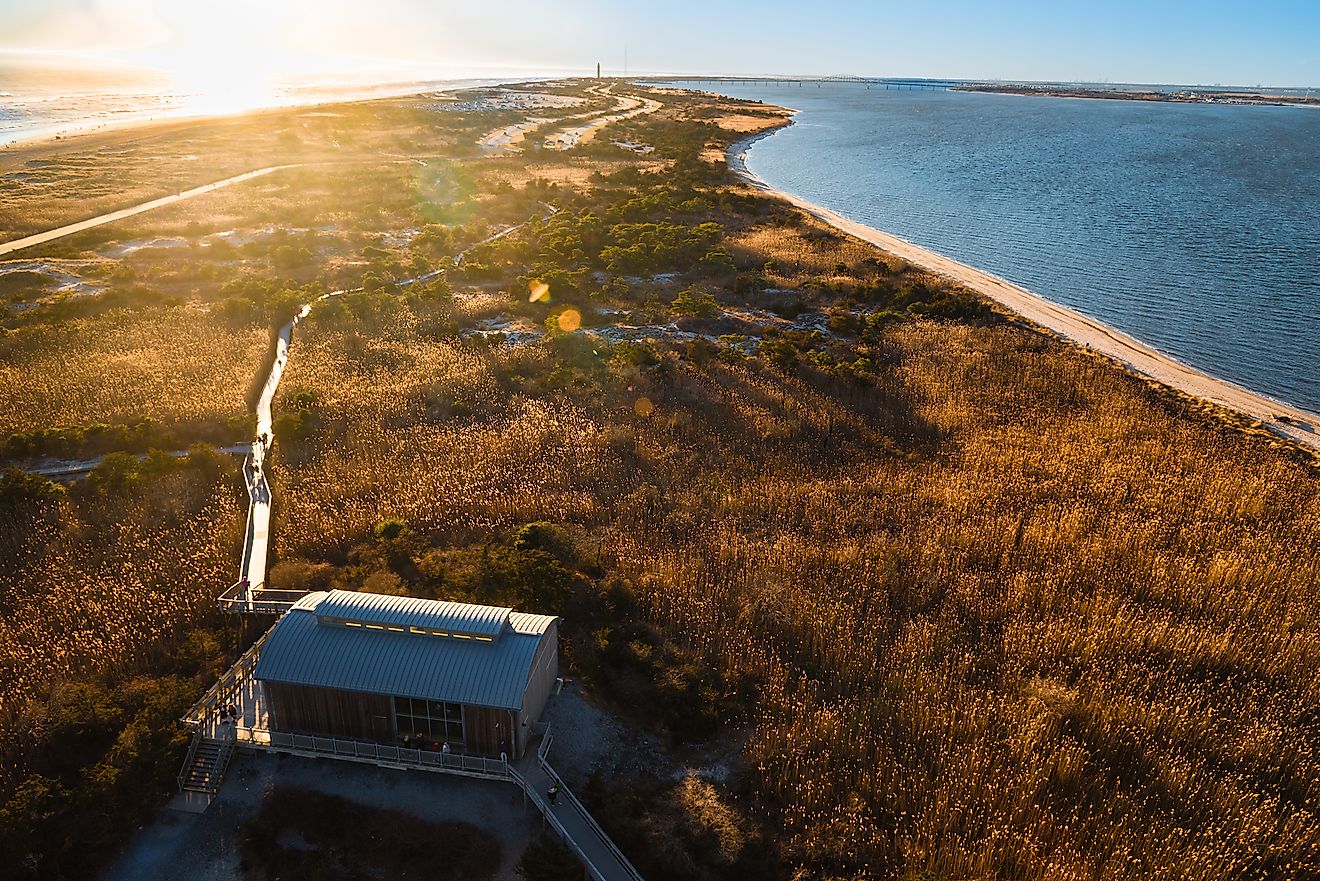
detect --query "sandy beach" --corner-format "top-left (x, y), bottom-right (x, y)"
top-left (729, 127), bottom-right (1320, 453)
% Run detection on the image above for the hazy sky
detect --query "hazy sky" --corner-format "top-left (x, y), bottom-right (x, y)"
top-left (0, 0), bottom-right (1316, 87)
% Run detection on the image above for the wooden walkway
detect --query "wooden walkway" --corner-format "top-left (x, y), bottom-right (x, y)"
top-left (220, 206), bottom-right (554, 615)
top-left (515, 746), bottom-right (645, 881)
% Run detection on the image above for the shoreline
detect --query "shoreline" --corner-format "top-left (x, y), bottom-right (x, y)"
top-left (953, 85), bottom-right (1320, 109)
top-left (727, 127), bottom-right (1320, 453)
top-left (0, 76), bottom-right (538, 152)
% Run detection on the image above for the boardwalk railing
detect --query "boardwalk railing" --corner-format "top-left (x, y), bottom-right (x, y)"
top-left (180, 628), bottom-right (273, 728)
top-left (234, 727), bottom-right (515, 779)
top-left (543, 765), bottom-right (645, 881)
top-left (216, 582), bottom-right (307, 614)
top-left (535, 720), bottom-right (553, 763)
top-left (513, 722), bottom-right (645, 881)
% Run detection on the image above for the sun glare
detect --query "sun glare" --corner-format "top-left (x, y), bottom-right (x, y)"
top-left (157, 2), bottom-right (289, 115)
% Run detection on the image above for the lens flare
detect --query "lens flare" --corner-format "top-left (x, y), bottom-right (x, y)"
top-left (556, 308), bottom-right (582, 333)
top-left (528, 280), bottom-right (550, 303)
top-left (634, 396), bottom-right (655, 417)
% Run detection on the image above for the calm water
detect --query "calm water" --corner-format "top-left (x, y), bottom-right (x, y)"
top-left (0, 59), bottom-right (518, 145)
top-left (678, 82), bottom-right (1320, 414)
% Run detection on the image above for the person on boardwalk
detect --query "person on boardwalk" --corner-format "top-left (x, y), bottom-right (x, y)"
top-left (499, 738), bottom-right (510, 763)
top-left (547, 781), bottom-right (559, 806)
top-left (441, 740), bottom-right (450, 755)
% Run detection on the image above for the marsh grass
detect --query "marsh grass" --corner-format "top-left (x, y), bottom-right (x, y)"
top-left (271, 294), bottom-right (1318, 880)
top-left (0, 82), bottom-right (1315, 881)
top-left (0, 308), bottom-right (266, 441)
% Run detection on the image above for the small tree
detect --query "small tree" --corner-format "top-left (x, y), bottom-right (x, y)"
top-left (515, 834), bottom-right (583, 881)
top-left (698, 247), bottom-right (736, 275)
top-left (671, 288), bottom-right (719, 320)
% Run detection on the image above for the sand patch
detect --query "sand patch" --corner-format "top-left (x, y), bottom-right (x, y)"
top-left (710, 113), bottom-right (791, 133)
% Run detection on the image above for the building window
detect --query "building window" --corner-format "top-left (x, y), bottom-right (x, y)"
top-left (393, 696), bottom-right (463, 744)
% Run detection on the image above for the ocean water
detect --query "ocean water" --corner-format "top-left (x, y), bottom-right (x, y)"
top-left (0, 58), bottom-right (518, 145)
top-left (677, 82), bottom-right (1320, 414)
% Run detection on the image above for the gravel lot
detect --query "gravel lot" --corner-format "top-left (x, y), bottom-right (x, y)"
top-left (101, 750), bottom-right (542, 881)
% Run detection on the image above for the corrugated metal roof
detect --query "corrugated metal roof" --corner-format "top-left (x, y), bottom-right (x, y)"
top-left (289, 591), bottom-right (326, 612)
top-left (254, 590), bottom-right (557, 710)
top-left (509, 610), bottom-right (560, 634)
top-left (313, 589), bottom-right (513, 638)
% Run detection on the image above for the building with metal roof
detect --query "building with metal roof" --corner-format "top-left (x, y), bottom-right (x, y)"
top-left (254, 589), bottom-right (559, 758)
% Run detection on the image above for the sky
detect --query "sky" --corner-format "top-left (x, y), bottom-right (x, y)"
top-left (0, 0), bottom-right (1316, 88)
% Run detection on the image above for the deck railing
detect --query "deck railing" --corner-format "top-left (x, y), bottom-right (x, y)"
top-left (216, 582), bottom-right (307, 614)
top-left (180, 628), bottom-right (272, 728)
top-left (235, 727), bottom-right (515, 778)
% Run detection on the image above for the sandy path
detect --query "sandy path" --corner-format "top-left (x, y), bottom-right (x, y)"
top-left (542, 87), bottom-right (662, 151)
top-left (478, 84), bottom-right (612, 154)
top-left (729, 133), bottom-right (1320, 452)
top-left (478, 117), bottom-right (551, 152)
top-left (0, 165), bottom-right (294, 257)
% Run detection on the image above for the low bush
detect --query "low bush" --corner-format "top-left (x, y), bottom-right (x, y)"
top-left (239, 786), bottom-right (501, 881)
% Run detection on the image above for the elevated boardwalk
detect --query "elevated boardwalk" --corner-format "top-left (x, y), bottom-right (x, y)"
top-left (217, 209), bottom-right (555, 619)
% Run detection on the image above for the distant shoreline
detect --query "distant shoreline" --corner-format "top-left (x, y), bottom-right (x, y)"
top-left (727, 124), bottom-right (1320, 453)
top-left (0, 76), bottom-right (535, 150)
top-left (954, 84), bottom-right (1320, 108)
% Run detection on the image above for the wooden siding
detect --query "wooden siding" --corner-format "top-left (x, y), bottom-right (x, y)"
top-left (463, 704), bottom-right (511, 757)
top-left (266, 681), bottom-right (520, 757)
top-left (518, 622), bottom-right (560, 754)
top-left (266, 682), bottom-right (394, 742)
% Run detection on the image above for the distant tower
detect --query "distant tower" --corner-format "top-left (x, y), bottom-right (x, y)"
top-left (597, 62), bottom-right (601, 79)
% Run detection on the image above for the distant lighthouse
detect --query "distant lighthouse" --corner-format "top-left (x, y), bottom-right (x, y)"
top-left (596, 62), bottom-right (601, 79)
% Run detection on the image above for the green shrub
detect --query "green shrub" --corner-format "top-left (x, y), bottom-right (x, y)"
top-left (671, 289), bottom-right (720, 320)
top-left (374, 517), bottom-right (410, 541)
top-left (513, 521), bottom-right (576, 563)
top-left (516, 835), bottom-right (583, 881)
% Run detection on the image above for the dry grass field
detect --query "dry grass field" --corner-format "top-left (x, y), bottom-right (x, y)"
top-left (0, 82), bottom-right (1315, 881)
top-left (267, 302), bottom-right (1318, 881)
top-left (0, 98), bottom-right (504, 238)
top-left (0, 309), bottom-right (266, 440)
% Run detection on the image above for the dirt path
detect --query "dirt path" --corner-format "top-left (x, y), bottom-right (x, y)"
top-left (729, 133), bottom-right (1320, 452)
top-left (543, 92), bottom-right (662, 151)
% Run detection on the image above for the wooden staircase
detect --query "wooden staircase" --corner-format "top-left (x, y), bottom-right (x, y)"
top-left (177, 732), bottom-right (235, 800)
